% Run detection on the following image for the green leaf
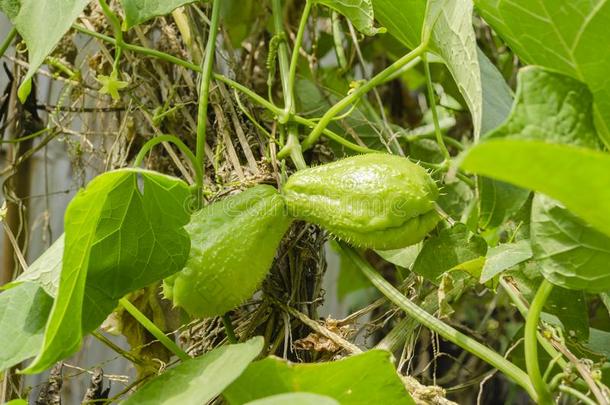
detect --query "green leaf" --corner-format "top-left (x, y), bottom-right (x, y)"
top-left (543, 286), bottom-right (589, 341)
top-left (4, 400), bottom-right (28, 405)
top-left (223, 350), bottom-right (415, 405)
top-left (376, 244), bottom-right (421, 269)
top-left (330, 241), bottom-right (373, 300)
top-left (480, 240), bottom-right (532, 283)
top-left (475, 0), bottom-right (610, 147)
top-left (123, 337), bottom-right (263, 405)
top-left (316, 0), bottom-right (383, 36)
top-left (478, 48), bottom-right (513, 134)
top-left (121, 0), bottom-right (199, 29)
top-left (8, 234), bottom-right (64, 297)
top-left (461, 139), bottom-right (610, 238)
top-left (245, 393), bottom-right (339, 405)
top-left (423, 0), bottom-right (482, 138)
top-left (478, 177), bottom-right (530, 229)
top-left (0, 283), bottom-right (53, 372)
top-left (485, 67), bottom-right (600, 148)
top-left (24, 169), bottom-right (191, 374)
top-left (531, 193), bottom-right (610, 293)
top-left (0, 0), bottom-right (90, 101)
top-left (412, 223), bottom-right (487, 283)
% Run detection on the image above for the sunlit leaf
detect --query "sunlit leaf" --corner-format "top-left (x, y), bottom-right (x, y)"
top-left (121, 0), bottom-right (199, 29)
top-left (317, 0), bottom-right (383, 36)
top-left (24, 169), bottom-right (191, 374)
top-left (0, 0), bottom-right (89, 101)
top-left (245, 393), bottom-right (339, 405)
top-left (224, 350), bottom-right (415, 405)
top-left (123, 337), bottom-right (263, 405)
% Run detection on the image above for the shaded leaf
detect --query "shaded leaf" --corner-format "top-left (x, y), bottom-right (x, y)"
top-left (485, 67), bottom-right (600, 148)
top-left (121, 0), bottom-right (199, 28)
top-left (123, 337), bottom-right (263, 405)
top-left (475, 0), bottom-right (610, 147)
top-left (245, 393), bottom-right (339, 405)
top-left (480, 240), bottom-right (532, 283)
top-left (531, 193), bottom-right (610, 293)
top-left (317, 0), bottom-right (382, 36)
top-left (24, 169), bottom-right (191, 374)
top-left (478, 177), bottom-right (530, 230)
top-left (461, 139), bottom-right (610, 238)
top-left (8, 234), bottom-right (64, 297)
top-left (0, 0), bottom-right (89, 101)
top-left (478, 48), bottom-right (513, 134)
top-left (412, 223), bottom-right (487, 283)
top-left (0, 283), bottom-right (53, 372)
top-left (223, 350), bottom-right (415, 405)
top-left (376, 244), bottom-right (421, 269)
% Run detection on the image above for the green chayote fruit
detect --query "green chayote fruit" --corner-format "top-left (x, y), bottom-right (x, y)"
top-left (283, 154), bottom-right (440, 249)
top-left (163, 185), bottom-right (292, 317)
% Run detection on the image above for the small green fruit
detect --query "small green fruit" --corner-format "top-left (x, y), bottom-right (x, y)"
top-left (283, 154), bottom-right (439, 249)
top-left (163, 185), bottom-right (292, 317)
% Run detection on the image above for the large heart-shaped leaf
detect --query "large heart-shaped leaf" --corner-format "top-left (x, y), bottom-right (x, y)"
top-left (123, 337), bottom-right (263, 405)
top-left (0, 283), bottom-right (53, 372)
top-left (0, 0), bottom-right (90, 101)
top-left (475, 0), bottom-right (610, 147)
top-left (531, 194), bottom-right (610, 293)
top-left (24, 169), bottom-right (191, 374)
top-left (223, 350), bottom-right (415, 405)
top-left (461, 139), bottom-right (610, 238)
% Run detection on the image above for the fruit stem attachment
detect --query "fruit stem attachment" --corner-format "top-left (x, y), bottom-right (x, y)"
top-left (119, 297), bottom-right (190, 362)
top-left (524, 279), bottom-right (555, 404)
top-left (343, 245), bottom-right (538, 402)
top-left (196, 0), bottom-right (221, 202)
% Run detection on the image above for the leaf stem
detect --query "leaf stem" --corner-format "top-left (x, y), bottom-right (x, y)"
top-left (558, 385), bottom-right (597, 405)
top-left (343, 245), bottom-right (538, 401)
top-left (195, 0), bottom-right (221, 199)
top-left (0, 27), bottom-right (17, 60)
top-left (133, 134), bottom-right (202, 186)
top-left (98, 0), bottom-right (123, 72)
top-left (271, 0), bottom-right (292, 123)
top-left (524, 279), bottom-right (554, 404)
top-left (119, 297), bottom-right (189, 362)
top-left (302, 43), bottom-right (427, 151)
top-left (423, 55), bottom-right (450, 161)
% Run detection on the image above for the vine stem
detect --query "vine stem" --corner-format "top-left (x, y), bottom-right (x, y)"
top-left (525, 279), bottom-right (555, 404)
top-left (133, 134), bottom-right (202, 185)
top-left (196, 0), bottom-right (221, 198)
top-left (302, 42), bottom-right (427, 151)
top-left (342, 244), bottom-right (538, 402)
top-left (71, 25), bottom-right (376, 156)
top-left (271, 0), bottom-right (292, 122)
top-left (0, 27), bottom-right (17, 60)
top-left (119, 297), bottom-right (190, 361)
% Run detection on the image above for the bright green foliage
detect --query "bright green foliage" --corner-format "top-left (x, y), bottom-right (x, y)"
top-left (475, 0), bottom-right (610, 147)
top-left (480, 240), bottom-right (532, 283)
top-left (373, 0), bottom-right (483, 138)
top-left (485, 67), bottom-right (599, 148)
top-left (0, 283), bottom-right (52, 372)
top-left (223, 350), bottom-right (415, 405)
top-left (531, 194), bottom-right (610, 293)
top-left (316, 0), bottom-right (383, 36)
top-left (121, 0), bottom-right (199, 28)
top-left (283, 154), bottom-right (439, 250)
top-left (7, 234), bottom-right (63, 297)
top-left (123, 337), bottom-right (263, 405)
top-left (461, 139), bottom-right (610, 239)
top-left (245, 393), bottom-right (339, 405)
top-left (412, 223), bottom-right (487, 283)
top-left (0, 0), bottom-right (90, 101)
top-left (24, 169), bottom-right (191, 374)
top-left (164, 185), bottom-right (292, 318)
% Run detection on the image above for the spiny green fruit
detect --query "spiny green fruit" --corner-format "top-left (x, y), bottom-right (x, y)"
top-left (163, 185), bottom-right (292, 318)
top-left (283, 154), bottom-right (440, 249)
